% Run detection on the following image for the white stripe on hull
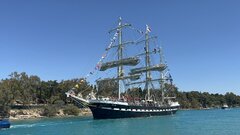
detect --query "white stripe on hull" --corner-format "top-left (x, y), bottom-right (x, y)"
top-left (97, 106), bottom-right (178, 113)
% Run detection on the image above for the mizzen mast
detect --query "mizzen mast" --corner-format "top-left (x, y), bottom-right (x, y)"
top-left (159, 47), bottom-right (165, 103)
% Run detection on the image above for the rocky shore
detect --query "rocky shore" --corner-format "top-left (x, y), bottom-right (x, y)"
top-left (9, 108), bottom-right (92, 120)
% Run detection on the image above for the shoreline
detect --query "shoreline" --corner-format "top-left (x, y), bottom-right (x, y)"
top-left (9, 107), bottom-right (237, 121)
top-left (9, 108), bottom-right (92, 121)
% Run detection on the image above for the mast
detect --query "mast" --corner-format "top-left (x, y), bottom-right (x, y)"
top-left (145, 25), bottom-right (151, 101)
top-left (159, 47), bottom-right (165, 103)
top-left (118, 17), bottom-right (123, 100)
top-left (107, 17), bottom-right (132, 100)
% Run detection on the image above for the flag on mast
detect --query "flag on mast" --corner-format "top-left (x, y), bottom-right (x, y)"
top-left (146, 24), bottom-right (151, 33)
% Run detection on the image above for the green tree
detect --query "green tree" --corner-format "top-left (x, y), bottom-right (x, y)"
top-left (97, 79), bottom-right (118, 97)
top-left (225, 92), bottom-right (237, 107)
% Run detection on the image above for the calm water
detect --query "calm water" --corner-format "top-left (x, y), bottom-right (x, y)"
top-left (1, 108), bottom-right (240, 135)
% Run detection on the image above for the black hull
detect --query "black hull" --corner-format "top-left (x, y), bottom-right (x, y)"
top-left (88, 103), bottom-right (178, 119)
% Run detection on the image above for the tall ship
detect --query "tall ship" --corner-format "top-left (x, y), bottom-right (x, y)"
top-left (66, 18), bottom-right (180, 119)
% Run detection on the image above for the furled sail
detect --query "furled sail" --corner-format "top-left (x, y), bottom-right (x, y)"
top-left (129, 64), bottom-right (167, 75)
top-left (99, 57), bottom-right (140, 71)
top-left (97, 74), bottom-right (141, 82)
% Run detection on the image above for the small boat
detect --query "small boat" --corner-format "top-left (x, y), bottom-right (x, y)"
top-left (0, 119), bottom-right (11, 129)
top-left (221, 104), bottom-right (229, 109)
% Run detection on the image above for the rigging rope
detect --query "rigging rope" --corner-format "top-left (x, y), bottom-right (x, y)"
top-left (73, 24), bottom-right (149, 93)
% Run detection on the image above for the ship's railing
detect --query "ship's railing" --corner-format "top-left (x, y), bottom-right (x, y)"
top-left (89, 99), bottom-right (129, 106)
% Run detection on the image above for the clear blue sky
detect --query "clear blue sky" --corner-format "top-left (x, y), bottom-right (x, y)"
top-left (0, 0), bottom-right (239, 94)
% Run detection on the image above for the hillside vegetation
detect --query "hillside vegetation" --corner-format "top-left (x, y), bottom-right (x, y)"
top-left (1, 72), bottom-right (240, 117)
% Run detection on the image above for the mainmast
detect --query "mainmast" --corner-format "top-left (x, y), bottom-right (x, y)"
top-left (145, 25), bottom-right (152, 101)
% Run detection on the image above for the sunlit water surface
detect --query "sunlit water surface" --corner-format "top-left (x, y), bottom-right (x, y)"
top-left (2, 108), bottom-right (240, 135)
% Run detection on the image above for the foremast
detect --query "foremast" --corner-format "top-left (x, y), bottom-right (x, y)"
top-left (118, 18), bottom-right (123, 100)
top-left (109, 17), bottom-right (132, 100)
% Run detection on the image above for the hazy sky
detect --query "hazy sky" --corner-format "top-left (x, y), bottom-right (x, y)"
top-left (0, 0), bottom-right (239, 94)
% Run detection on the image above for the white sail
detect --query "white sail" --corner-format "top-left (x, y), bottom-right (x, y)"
top-left (129, 64), bottom-right (167, 75)
top-left (99, 57), bottom-right (140, 71)
top-left (97, 74), bottom-right (141, 82)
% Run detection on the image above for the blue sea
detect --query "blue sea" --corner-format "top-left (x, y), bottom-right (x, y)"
top-left (1, 108), bottom-right (240, 135)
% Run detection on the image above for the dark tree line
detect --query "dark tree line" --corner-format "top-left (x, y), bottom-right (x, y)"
top-left (1, 72), bottom-right (240, 117)
top-left (0, 72), bottom-right (94, 117)
top-left (177, 91), bottom-right (240, 109)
